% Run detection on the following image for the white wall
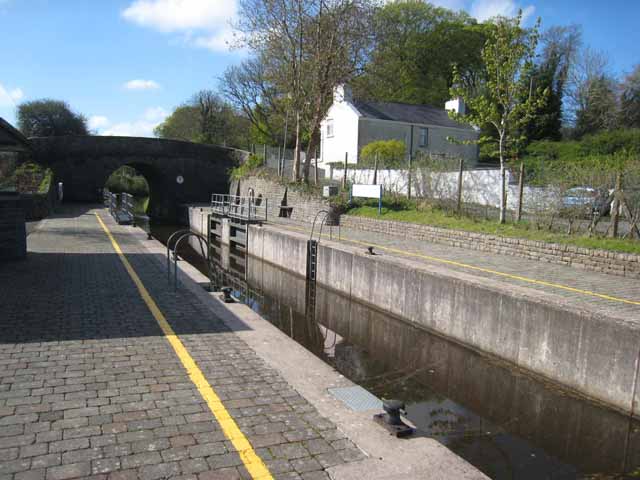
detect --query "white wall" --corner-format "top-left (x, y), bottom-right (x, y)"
top-left (328, 167), bottom-right (557, 212)
top-left (320, 98), bottom-right (360, 166)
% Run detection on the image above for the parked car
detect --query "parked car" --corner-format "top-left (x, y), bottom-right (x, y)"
top-left (561, 187), bottom-right (612, 217)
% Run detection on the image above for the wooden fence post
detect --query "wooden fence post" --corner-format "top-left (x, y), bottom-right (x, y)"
top-left (456, 158), bottom-right (464, 214)
top-left (610, 172), bottom-right (621, 238)
top-left (516, 162), bottom-right (525, 222)
top-left (342, 153), bottom-right (348, 190)
top-left (407, 153), bottom-right (412, 200)
top-left (373, 153), bottom-right (379, 185)
top-left (277, 147), bottom-right (282, 176)
top-left (314, 149), bottom-right (318, 185)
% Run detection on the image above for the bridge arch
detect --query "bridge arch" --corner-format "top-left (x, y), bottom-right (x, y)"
top-left (29, 135), bottom-right (243, 222)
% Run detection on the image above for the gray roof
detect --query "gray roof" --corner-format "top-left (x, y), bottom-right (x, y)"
top-left (352, 100), bottom-right (474, 131)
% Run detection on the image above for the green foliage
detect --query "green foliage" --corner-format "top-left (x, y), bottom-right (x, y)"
top-left (353, 1), bottom-right (488, 107)
top-left (346, 205), bottom-right (640, 255)
top-left (451, 12), bottom-right (546, 161)
top-left (154, 105), bottom-right (200, 141)
top-left (579, 128), bottom-right (640, 156)
top-left (574, 76), bottom-right (619, 137)
top-left (17, 99), bottom-right (88, 137)
top-left (524, 129), bottom-right (640, 168)
top-left (154, 91), bottom-right (251, 148)
top-left (230, 154), bottom-right (264, 180)
top-left (620, 64), bottom-right (640, 128)
top-left (38, 168), bottom-right (52, 194)
top-left (360, 140), bottom-right (406, 168)
top-left (105, 166), bottom-right (149, 197)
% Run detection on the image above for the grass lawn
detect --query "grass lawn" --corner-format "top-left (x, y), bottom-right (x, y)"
top-left (347, 205), bottom-right (640, 255)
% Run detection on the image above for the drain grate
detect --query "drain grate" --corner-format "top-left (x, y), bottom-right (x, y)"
top-left (328, 386), bottom-right (383, 412)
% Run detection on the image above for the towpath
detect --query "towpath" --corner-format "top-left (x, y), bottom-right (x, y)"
top-left (1, 205), bottom-right (486, 480)
top-left (273, 218), bottom-right (640, 323)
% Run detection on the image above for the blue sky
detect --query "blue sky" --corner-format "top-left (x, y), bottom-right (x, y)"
top-left (1, 0), bottom-right (638, 137)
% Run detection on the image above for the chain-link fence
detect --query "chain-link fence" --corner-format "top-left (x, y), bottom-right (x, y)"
top-left (327, 150), bottom-right (640, 238)
top-left (249, 144), bottom-right (327, 181)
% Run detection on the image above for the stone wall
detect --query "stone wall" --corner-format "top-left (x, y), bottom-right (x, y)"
top-left (233, 175), bottom-right (339, 224)
top-left (0, 194), bottom-right (26, 260)
top-left (340, 214), bottom-right (640, 279)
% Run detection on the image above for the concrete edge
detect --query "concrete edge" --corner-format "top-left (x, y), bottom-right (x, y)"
top-left (259, 223), bottom-right (638, 329)
top-left (122, 221), bottom-right (490, 480)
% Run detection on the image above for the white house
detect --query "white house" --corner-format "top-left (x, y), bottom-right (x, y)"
top-left (319, 85), bottom-right (479, 166)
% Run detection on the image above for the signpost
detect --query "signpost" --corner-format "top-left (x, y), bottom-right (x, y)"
top-left (351, 184), bottom-right (383, 215)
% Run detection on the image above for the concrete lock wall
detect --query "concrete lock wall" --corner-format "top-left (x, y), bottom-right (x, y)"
top-left (186, 205), bottom-right (640, 416)
top-left (249, 224), bottom-right (640, 417)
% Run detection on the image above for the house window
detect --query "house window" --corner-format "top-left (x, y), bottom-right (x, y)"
top-left (326, 120), bottom-right (334, 138)
top-left (419, 127), bottom-right (428, 147)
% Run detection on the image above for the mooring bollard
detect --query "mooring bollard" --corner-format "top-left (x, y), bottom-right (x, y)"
top-left (221, 287), bottom-right (234, 303)
top-left (373, 399), bottom-right (414, 437)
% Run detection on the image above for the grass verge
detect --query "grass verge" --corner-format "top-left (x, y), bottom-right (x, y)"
top-left (347, 205), bottom-right (640, 255)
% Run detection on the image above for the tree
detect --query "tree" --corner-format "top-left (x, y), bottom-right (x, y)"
top-left (153, 105), bottom-right (200, 141)
top-left (451, 11), bottom-right (546, 224)
top-left (574, 75), bottom-right (619, 137)
top-left (235, 0), bottom-right (372, 182)
top-left (353, 1), bottom-right (488, 107)
top-left (523, 25), bottom-right (581, 141)
top-left (620, 64), bottom-right (640, 128)
top-left (566, 48), bottom-right (618, 137)
top-left (17, 99), bottom-right (88, 137)
top-left (221, 55), bottom-right (290, 146)
top-left (360, 139), bottom-right (405, 184)
top-left (155, 91), bottom-right (251, 148)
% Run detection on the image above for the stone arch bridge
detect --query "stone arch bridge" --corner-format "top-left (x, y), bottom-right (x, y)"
top-left (30, 135), bottom-right (243, 222)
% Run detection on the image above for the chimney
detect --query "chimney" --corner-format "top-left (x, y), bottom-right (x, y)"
top-left (334, 84), bottom-right (353, 103)
top-left (445, 98), bottom-right (465, 115)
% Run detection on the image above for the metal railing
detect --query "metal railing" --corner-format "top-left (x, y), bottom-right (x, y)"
top-left (211, 194), bottom-right (268, 223)
top-left (166, 229), bottom-right (210, 291)
top-left (121, 193), bottom-right (135, 226)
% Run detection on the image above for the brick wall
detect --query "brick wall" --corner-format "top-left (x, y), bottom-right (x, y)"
top-left (233, 175), bottom-right (339, 225)
top-left (0, 194), bottom-right (26, 260)
top-left (340, 214), bottom-right (640, 279)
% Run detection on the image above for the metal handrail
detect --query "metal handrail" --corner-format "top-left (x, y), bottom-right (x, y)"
top-left (166, 229), bottom-right (191, 284)
top-left (210, 194), bottom-right (268, 222)
top-left (173, 232), bottom-right (210, 291)
top-left (310, 210), bottom-right (334, 243)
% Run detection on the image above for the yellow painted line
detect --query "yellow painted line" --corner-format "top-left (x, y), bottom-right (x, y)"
top-left (94, 213), bottom-right (273, 480)
top-left (282, 224), bottom-right (640, 307)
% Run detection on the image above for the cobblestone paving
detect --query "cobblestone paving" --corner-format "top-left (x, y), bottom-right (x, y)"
top-left (0, 206), bottom-right (364, 480)
top-left (274, 221), bottom-right (640, 322)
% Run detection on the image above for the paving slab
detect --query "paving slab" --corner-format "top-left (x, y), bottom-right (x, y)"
top-left (0, 205), bottom-right (486, 479)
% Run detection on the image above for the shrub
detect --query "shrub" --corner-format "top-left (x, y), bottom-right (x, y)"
top-left (230, 154), bottom-right (263, 180)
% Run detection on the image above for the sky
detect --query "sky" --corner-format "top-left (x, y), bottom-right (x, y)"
top-left (1, 0), bottom-right (638, 137)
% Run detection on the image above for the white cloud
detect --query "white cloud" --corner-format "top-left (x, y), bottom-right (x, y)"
top-left (88, 115), bottom-right (110, 130)
top-left (470, 0), bottom-right (535, 22)
top-left (0, 83), bottom-right (23, 107)
top-left (124, 79), bottom-right (161, 90)
top-left (101, 107), bottom-right (168, 138)
top-left (193, 27), bottom-right (237, 52)
top-left (122, 0), bottom-right (238, 53)
top-left (143, 106), bottom-right (168, 122)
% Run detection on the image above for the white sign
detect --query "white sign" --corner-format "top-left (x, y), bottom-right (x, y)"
top-left (352, 184), bottom-right (382, 199)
